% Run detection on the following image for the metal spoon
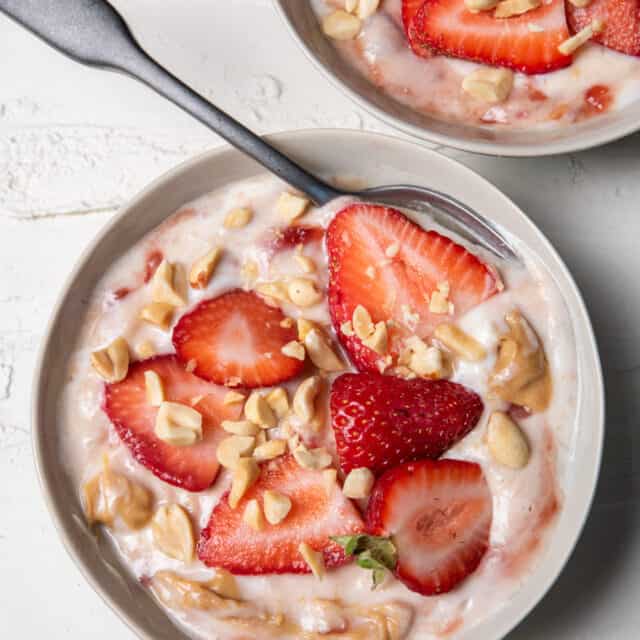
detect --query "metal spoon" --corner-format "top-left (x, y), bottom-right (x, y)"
top-left (0, 0), bottom-right (518, 261)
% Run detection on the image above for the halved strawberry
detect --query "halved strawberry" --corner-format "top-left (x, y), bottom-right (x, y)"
top-left (263, 224), bottom-right (325, 255)
top-left (172, 290), bottom-right (303, 388)
top-left (415, 0), bottom-right (572, 74)
top-left (327, 204), bottom-right (499, 372)
top-left (366, 459), bottom-right (492, 595)
top-left (402, 0), bottom-right (433, 58)
top-left (103, 355), bottom-right (241, 491)
top-left (566, 0), bottom-right (640, 56)
top-left (197, 454), bottom-right (365, 574)
top-left (331, 373), bottom-right (483, 475)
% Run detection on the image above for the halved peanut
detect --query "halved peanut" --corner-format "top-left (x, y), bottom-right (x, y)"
top-left (243, 499), bottom-right (265, 531)
top-left (293, 376), bottom-right (321, 423)
top-left (297, 317), bottom-right (318, 342)
top-left (275, 192), bottom-right (310, 223)
top-left (288, 278), bottom-right (322, 308)
top-left (358, 0), bottom-right (380, 19)
top-left (298, 542), bottom-right (325, 579)
top-left (281, 340), bottom-right (306, 361)
top-left (462, 67), bottom-right (514, 103)
top-left (294, 253), bottom-right (316, 274)
top-left (352, 305), bottom-right (374, 340)
top-left (221, 420), bottom-right (260, 437)
top-left (151, 504), bottom-right (195, 562)
top-left (253, 439), bottom-right (287, 462)
top-left (429, 292), bottom-right (449, 315)
top-left (342, 467), bottom-right (375, 499)
top-left (322, 10), bottom-right (361, 40)
top-left (263, 490), bottom-right (292, 525)
top-left (223, 390), bottom-right (245, 406)
top-left (487, 411), bottom-right (530, 469)
top-left (189, 247), bottom-right (222, 290)
top-left (245, 391), bottom-right (276, 428)
top-left (229, 458), bottom-right (260, 509)
top-left (340, 321), bottom-right (354, 337)
top-left (140, 302), bottom-right (174, 330)
top-left (152, 260), bottom-right (187, 307)
top-left (464, 0), bottom-right (499, 10)
top-left (266, 387), bottom-right (289, 418)
top-left (224, 207), bottom-right (253, 229)
top-left (434, 323), bottom-right (487, 361)
top-left (494, 0), bottom-right (540, 18)
top-left (240, 259), bottom-right (259, 285)
top-left (558, 19), bottom-right (604, 55)
top-left (345, 0), bottom-right (358, 12)
top-left (400, 336), bottom-right (444, 378)
top-left (256, 281), bottom-right (290, 304)
top-left (135, 340), bottom-right (156, 360)
top-left (293, 445), bottom-right (332, 470)
top-left (363, 321), bottom-right (388, 355)
top-left (90, 337), bottom-right (130, 383)
top-left (216, 435), bottom-right (256, 469)
top-left (155, 402), bottom-right (203, 446)
top-left (145, 370), bottom-right (165, 407)
top-left (304, 329), bottom-right (345, 372)
top-left (255, 430), bottom-right (267, 447)
top-left (287, 434), bottom-right (301, 453)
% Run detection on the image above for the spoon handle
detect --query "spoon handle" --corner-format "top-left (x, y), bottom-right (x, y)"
top-left (0, 0), bottom-right (342, 205)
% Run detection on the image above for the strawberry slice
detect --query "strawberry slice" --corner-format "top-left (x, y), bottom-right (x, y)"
top-left (414, 0), bottom-right (572, 74)
top-left (330, 373), bottom-right (483, 475)
top-left (402, 0), bottom-right (433, 58)
top-left (197, 454), bottom-right (365, 574)
top-left (366, 459), bottom-right (492, 595)
top-left (103, 355), bottom-right (241, 492)
top-left (327, 204), bottom-right (499, 372)
top-left (172, 290), bottom-right (303, 388)
top-left (566, 0), bottom-right (640, 56)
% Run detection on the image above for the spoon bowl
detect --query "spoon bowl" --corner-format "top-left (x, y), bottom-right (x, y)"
top-left (31, 127), bottom-right (604, 640)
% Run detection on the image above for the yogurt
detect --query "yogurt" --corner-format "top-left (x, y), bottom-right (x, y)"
top-left (60, 173), bottom-right (578, 639)
top-left (312, 0), bottom-right (640, 128)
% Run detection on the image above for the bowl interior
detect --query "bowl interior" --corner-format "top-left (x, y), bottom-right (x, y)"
top-left (34, 129), bottom-right (603, 640)
top-left (274, 1), bottom-right (640, 156)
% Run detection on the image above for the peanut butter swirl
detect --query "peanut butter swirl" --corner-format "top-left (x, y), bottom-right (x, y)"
top-left (150, 571), bottom-right (413, 640)
top-left (488, 309), bottom-right (552, 412)
top-left (83, 457), bottom-right (153, 530)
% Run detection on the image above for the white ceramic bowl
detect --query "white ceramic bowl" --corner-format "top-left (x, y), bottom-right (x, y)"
top-left (33, 129), bottom-right (604, 639)
top-left (273, 1), bottom-right (640, 156)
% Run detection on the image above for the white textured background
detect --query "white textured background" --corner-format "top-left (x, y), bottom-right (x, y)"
top-left (1, 0), bottom-right (638, 637)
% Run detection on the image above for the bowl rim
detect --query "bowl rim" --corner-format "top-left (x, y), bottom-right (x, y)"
top-left (32, 128), bottom-right (605, 640)
top-left (271, 0), bottom-right (640, 157)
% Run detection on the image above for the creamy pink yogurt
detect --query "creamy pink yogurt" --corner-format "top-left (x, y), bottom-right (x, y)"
top-left (312, 0), bottom-right (640, 128)
top-left (60, 173), bottom-right (578, 639)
